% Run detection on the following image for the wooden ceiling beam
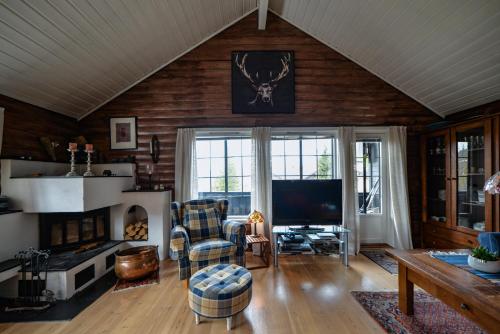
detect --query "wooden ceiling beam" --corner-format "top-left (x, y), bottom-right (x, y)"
top-left (258, 0), bottom-right (269, 30)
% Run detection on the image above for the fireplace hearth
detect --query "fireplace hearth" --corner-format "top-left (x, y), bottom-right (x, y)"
top-left (39, 208), bottom-right (110, 252)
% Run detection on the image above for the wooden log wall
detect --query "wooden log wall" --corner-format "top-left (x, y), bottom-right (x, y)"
top-left (0, 94), bottom-right (78, 162)
top-left (79, 13), bottom-right (439, 243)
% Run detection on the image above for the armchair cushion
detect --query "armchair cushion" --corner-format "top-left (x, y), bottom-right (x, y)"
top-left (189, 239), bottom-right (237, 262)
top-left (184, 207), bottom-right (222, 243)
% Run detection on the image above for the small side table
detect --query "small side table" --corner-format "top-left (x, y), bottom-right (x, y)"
top-left (246, 235), bottom-right (271, 269)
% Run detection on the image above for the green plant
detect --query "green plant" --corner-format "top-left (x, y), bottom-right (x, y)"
top-left (471, 246), bottom-right (498, 262)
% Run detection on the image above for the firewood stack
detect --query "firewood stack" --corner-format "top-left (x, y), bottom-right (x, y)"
top-left (124, 220), bottom-right (148, 240)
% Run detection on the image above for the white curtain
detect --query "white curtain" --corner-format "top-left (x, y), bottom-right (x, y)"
top-left (388, 126), bottom-right (413, 249)
top-left (174, 128), bottom-right (197, 202)
top-left (338, 127), bottom-right (360, 255)
top-left (251, 127), bottom-right (272, 238)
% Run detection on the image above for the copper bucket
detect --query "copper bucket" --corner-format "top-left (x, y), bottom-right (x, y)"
top-left (115, 245), bottom-right (159, 281)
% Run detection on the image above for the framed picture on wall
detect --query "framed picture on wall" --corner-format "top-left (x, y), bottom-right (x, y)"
top-left (232, 50), bottom-right (295, 114)
top-left (109, 117), bottom-right (137, 150)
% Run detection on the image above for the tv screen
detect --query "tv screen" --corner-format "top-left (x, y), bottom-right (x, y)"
top-left (272, 179), bottom-right (343, 226)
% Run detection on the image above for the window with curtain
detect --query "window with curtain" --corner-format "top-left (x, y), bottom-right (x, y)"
top-left (271, 136), bottom-right (337, 180)
top-left (196, 137), bottom-right (251, 216)
top-left (355, 139), bottom-right (382, 214)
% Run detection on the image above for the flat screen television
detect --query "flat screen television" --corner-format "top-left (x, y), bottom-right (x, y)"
top-left (272, 179), bottom-right (342, 227)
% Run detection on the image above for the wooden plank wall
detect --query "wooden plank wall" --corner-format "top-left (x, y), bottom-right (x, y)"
top-left (0, 94), bottom-right (78, 162)
top-left (77, 13), bottom-right (441, 243)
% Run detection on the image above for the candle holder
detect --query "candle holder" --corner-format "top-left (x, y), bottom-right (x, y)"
top-left (66, 149), bottom-right (78, 177)
top-left (83, 149), bottom-right (94, 177)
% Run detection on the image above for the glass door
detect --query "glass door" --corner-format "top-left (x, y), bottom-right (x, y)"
top-left (452, 120), bottom-right (492, 233)
top-left (424, 130), bottom-right (450, 227)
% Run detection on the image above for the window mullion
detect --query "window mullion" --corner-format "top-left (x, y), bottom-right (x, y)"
top-left (299, 138), bottom-right (303, 179)
top-left (224, 140), bottom-right (228, 194)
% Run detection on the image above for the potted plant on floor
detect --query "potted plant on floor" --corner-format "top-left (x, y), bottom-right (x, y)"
top-left (468, 246), bottom-right (500, 273)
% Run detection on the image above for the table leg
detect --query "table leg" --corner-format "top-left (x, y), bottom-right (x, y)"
top-left (273, 234), bottom-right (279, 267)
top-left (398, 263), bottom-right (414, 315)
top-left (342, 232), bottom-right (349, 267)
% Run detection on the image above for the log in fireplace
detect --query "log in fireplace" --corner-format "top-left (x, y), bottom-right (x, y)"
top-left (39, 208), bottom-right (110, 252)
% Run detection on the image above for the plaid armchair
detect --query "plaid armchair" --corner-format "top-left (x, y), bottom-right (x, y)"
top-left (169, 199), bottom-right (246, 280)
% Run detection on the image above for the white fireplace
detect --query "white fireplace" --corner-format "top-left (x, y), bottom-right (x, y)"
top-left (110, 190), bottom-right (171, 260)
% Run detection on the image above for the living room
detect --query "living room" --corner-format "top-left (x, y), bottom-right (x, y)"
top-left (0, 1), bottom-right (499, 333)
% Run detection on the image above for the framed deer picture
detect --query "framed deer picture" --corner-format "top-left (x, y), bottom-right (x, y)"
top-left (232, 51), bottom-right (295, 114)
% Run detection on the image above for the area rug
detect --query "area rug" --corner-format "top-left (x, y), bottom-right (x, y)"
top-left (351, 291), bottom-right (485, 334)
top-left (360, 249), bottom-right (398, 274)
top-left (113, 269), bottom-right (159, 292)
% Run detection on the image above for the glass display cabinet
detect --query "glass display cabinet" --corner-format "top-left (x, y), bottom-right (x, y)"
top-left (423, 130), bottom-right (450, 228)
top-left (451, 120), bottom-right (492, 233)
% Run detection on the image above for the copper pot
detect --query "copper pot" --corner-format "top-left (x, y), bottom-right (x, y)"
top-left (115, 245), bottom-right (159, 281)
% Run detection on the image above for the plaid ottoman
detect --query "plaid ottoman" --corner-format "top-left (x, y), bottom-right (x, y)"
top-left (188, 263), bottom-right (252, 330)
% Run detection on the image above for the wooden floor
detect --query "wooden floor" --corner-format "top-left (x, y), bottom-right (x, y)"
top-left (0, 253), bottom-right (397, 334)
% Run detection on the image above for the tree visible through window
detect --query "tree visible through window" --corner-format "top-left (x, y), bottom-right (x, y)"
top-left (196, 137), bottom-right (251, 216)
top-left (271, 136), bottom-right (336, 180)
top-left (356, 140), bottom-right (382, 214)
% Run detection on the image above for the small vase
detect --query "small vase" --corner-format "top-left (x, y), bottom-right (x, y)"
top-left (467, 255), bottom-right (500, 273)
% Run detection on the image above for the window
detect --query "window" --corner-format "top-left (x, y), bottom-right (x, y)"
top-left (196, 137), bottom-right (251, 216)
top-left (356, 139), bottom-right (382, 214)
top-left (271, 136), bottom-right (336, 180)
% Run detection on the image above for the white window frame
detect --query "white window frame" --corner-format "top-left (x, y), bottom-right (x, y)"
top-left (195, 128), bottom-right (252, 220)
top-left (355, 128), bottom-right (389, 244)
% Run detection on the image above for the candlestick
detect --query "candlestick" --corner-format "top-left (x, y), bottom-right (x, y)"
top-left (83, 149), bottom-right (94, 177)
top-left (65, 149), bottom-right (78, 177)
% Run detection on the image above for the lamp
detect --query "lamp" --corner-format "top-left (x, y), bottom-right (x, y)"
top-left (247, 210), bottom-right (264, 237)
top-left (484, 171), bottom-right (500, 195)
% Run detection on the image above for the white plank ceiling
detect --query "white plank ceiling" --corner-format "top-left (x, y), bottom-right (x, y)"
top-left (0, 0), bottom-right (257, 119)
top-left (0, 0), bottom-right (499, 119)
top-left (270, 0), bottom-right (500, 117)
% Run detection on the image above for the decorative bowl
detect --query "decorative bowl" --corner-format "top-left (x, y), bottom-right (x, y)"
top-left (115, 245), bottom-right (159, 280)
top-left (467, 255), bottom-right (500, 274)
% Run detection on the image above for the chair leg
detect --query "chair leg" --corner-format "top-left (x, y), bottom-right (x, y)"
top-left (195, 313), bottom-right (200, 325)
top-left (182, 279), bottom-right (189, 289)
top-left (226, 316), bottom-right (232, 331)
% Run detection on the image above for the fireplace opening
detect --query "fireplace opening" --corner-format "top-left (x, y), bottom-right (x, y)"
top-left (124, 205), bottom-right (148, 241)
top-left (40, 208), bottom-right (110, 252)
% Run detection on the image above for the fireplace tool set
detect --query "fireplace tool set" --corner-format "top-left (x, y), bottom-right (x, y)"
top-left (5, 248), bottom-right (54, 312)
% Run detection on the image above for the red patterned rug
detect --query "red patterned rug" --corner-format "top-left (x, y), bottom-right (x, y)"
top-left (113, 270), bottom-right (160, 292)
top-left (351, 291), bottom-right (486, 334)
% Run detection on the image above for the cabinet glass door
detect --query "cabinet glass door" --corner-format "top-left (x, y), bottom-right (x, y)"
top-left (455, 126), bottom-right (487, 232)
top-left (426, 133), bottom-right (449, 225)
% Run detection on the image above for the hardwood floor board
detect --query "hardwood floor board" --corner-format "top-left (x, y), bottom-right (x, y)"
top-left (0, 254), bottom-right (395, 334)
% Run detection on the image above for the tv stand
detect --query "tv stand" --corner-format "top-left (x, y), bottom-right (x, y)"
top-left (289, 226), bottom-right (325, 233)
top-left (272, 225), bottom-right (350, 267)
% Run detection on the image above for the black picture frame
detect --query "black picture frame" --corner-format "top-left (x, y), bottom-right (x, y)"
top-left (232, 51), bottom-right (295, 114)
top-left (109, 116), bottom-right (138, 150)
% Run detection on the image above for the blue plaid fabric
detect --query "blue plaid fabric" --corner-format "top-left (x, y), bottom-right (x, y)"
top-left (184, 207), bottom-right (222, 243)
top-left (171, 199), bottom-right (229, 228)
top-left (189, 239), bottom-right (237, 262)
top-left (169, 199), bottom-right (246, 280)
top-left (188, 264), bottom-right (252, 318)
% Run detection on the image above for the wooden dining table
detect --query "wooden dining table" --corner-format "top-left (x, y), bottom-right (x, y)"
top-left (386, 249), bottom-right (500, 333)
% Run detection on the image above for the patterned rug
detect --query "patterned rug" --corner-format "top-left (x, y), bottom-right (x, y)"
top-left (113, 270), bottom-right (160, 292)
top-left (360, 249), bottom-right (398, 274)
top-left (351, 291), bottom-right (485, 334)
